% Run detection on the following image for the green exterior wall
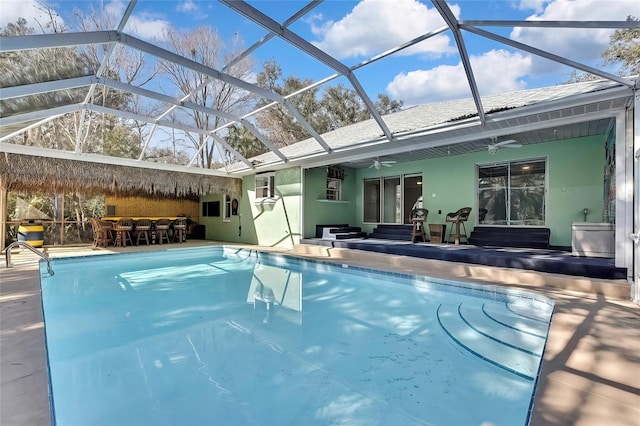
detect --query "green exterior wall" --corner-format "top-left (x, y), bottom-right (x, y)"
top-left (303, 135), bottom-right (606, 247)
top-left (202, 134), bottom-right (606, 249)
top-left (302, 166), bottom-right (357, 238)
top-left (200, 167), bottom-right (302, 249)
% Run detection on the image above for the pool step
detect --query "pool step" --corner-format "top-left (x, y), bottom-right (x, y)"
top-left (437, 303), bottom-right (545, 380)
top-left (459, 304), bottom-right (547, 356)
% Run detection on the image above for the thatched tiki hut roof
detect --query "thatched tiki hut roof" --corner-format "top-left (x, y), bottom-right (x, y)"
top-left (0, 152), bottom-right (242, 199)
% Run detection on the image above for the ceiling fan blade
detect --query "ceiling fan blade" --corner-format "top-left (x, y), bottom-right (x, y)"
top-left (495, 139), bottom-right (519, 147)
top-left (503, 143), bottom-right (522, 148)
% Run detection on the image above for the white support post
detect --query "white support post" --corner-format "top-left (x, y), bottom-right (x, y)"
top-left (632, 89), bottom-right (640, 303)
top-left (0, 178), bottom-right (6, 251)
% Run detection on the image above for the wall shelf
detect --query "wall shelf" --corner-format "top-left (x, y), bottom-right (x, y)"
top-left (316, 199), bottom-right (350, 204)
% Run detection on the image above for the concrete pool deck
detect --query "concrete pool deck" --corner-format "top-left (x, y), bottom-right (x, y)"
top-left (1, 242), bottom-right (639, 425)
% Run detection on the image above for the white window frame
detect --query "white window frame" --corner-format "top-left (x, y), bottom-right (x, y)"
top-left (326, 178), bottom-right (342, 201)
top-left (476, 157), bottom-right (548, 227)
top-left (223, 195), bottom-right (231, 222)
top-left (255, 172), bottom-right (276, 203)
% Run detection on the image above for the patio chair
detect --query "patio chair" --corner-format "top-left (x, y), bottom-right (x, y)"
top-left (113, 217), bottom-right (134, 247)
top-left (410, 208), bottom-right (428, 242)
top-left (172, 217), bottom-right (187, 243)
top-left (155, 218), bottom-right (171, 244)
top-left (134, 219), bottom-right (152, 246)
top-left (446, 207), bottom-right (472, 244)
top-left (90, 218), bottom-right (112, 248)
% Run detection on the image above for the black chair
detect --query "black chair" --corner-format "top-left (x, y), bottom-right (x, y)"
top-left (446, 207), bottom-right (472, 244)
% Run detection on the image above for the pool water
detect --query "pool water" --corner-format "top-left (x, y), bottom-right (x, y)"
top-left (40, 246), bottom-right (553, 426)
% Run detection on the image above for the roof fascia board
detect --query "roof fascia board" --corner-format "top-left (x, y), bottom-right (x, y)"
top-left (0, 31), bottom-right (117, 52)
top-left (431, 0), bottom-right (486, 124)
top-left (484, 85), bottom-right (634, 122)
top-left (460, 20), bottom-right (640, 29)
top-left (0, 76), bottom-right (97, 100)
top-left (464, 26), bottom-right (634, 87)
top-left (0, 142), bottom-right (235, 177)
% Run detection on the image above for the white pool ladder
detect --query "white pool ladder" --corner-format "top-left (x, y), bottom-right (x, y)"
top-left (4, 241), bottom-right (54, 276)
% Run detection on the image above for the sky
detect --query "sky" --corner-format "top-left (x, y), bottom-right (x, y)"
top-left (1, 0), bottom-right (637, 107)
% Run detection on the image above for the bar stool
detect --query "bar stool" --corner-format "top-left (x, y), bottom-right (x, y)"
top-left (134, 219), bottom-right (152, 246)
top-left (172, 218), bottom-right (187, 243)
top-left (113, 217), bottom-right (134, 247)
top-left (155, 218), bottom-right (171, 244)
top-left (410, 208), bottom-right (428, 242)
top-left (446, 207), bottom-right (472, 244)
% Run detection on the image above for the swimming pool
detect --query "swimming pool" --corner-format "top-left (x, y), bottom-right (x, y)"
top-left (40, 246), bottom-right (554, 425)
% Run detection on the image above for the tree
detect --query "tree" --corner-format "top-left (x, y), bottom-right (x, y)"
top-left (375, 94), bottom-right (404, 116)
top-left (245, 61), bottom-right (404, 152)
top-left (253, 60), bottom-right (322, 147)
top-left (159, 26), bottom-right (257, 168)
top-left (565, 15), bottom-right (639, 82)
top-left (602, 15), bottom-right (640, 76)
top-left (225, 124), bottom-right (267, 160)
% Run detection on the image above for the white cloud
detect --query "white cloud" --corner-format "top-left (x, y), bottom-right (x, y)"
top-left (386, 49), bottom-right (532, 105)
top-left (510, 0), bottom-right (636, 74)
top-left (177, 1), bottom-right (198, 13)
top-left (105, 0), bottom-right (171, 41)
top-left (311, 0), bottom-right (458, 59)
top-left (0, 0), bottom-right (64, 32)
top-left (516, 0), bottom-right (549, 13)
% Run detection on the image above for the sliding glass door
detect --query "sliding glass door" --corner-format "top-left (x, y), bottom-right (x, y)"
top-left (364, 173), bottom-right (422, 224)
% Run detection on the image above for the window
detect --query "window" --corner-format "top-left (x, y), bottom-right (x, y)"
top-left (106, 205), bottom-right (116, 216)
top-left (326, 178), bottom-right (341, 200)
top-left (255, 173), bottom-right (275, 200)
top-left (202, 201), bottom-right (220, 217)
top-left (477, 159), bottom-right (546, 226)
top-left (223, 195), bottom-right (231, 222)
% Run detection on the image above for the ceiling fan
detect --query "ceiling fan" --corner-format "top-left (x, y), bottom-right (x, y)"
top-left (369, 158), bottom-right (396, 170)
top-left (487, 138), bottom-right (522, 154)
